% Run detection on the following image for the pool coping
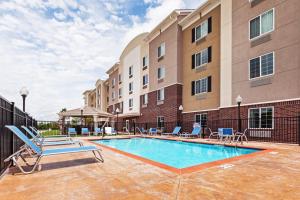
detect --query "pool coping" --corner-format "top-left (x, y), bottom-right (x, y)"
top-left (87, 136), bottom-right (273, 175)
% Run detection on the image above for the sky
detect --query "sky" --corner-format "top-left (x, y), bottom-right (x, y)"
top-left (0, 0), bottom-right (205, 120)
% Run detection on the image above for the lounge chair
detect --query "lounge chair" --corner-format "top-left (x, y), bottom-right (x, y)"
top-left (162, 126), bottom-right (181, 136)
top-left (81, 128), bottom-right (90, 136)
top-left (105, 127), bottom-right (116, 135)
top-left (94, 128), bottom-right (102, 136)
top-left (220, 128), bottom-right (234, 143)
top-left (68, 128), bottom-right (77, 137)
top-left (234, 128), bottom-right (248, 144)
top-left (22, 126), bottom-right (82, 147)
top-left (149, 128), bottom-right (157, 135)
top-left (180, 127), bottom-right (201, 138)
top-left (30, 126), bottom-right (70, 141)
top-left (208, 128), bottom-right (220, 140)
top-left (4, 125), bottom-right (103, 174)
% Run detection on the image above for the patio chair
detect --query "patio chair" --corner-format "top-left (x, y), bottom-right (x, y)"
top-left (220, 128), bottom-right (234, 143)
top-left (149, 128), bottom-right (157, 135)
top-left (94, 128), bottom-right (103, 136)
top-left (208, 128), bottom-right (220, 140)
top-left (68, 128), bottom-right (77, 137)
top-left (81, 128), bottom-right (90, 136)
top-left (4, 125), bottom-right (103, 174)
top-left (234, 128), bottom-right (248, 144)
top-left (105, 127), bottom-right (116, 135)
top-left (30, 126), bottom-right (70, 141)
top-left (162, 126), bottom-right (181, 136)
top-left (22, 126), bottom-right (83, 147)
top-left (180, 127), bottom-right (201, 138)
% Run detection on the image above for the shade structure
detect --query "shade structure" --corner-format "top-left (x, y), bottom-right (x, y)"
top-left (58, 106), bottom-right (113, 118)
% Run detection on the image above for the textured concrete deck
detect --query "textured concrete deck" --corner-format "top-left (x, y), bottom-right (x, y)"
top-left (0, 136), bottom-right (300, 200)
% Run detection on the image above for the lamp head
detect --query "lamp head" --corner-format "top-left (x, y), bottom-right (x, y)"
top-left (178, 105), bottom-right (183, 111)
top-left (236, 95), bottom-right (243, 104)
top-left (19, 87), bottom-right (29, 97)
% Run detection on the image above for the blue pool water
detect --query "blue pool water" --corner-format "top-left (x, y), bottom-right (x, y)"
top-left (96, 138), bottom-right (260, 169)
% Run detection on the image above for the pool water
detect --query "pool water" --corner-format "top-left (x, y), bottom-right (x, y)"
top-left (96, 138), bottom-right (259, 169)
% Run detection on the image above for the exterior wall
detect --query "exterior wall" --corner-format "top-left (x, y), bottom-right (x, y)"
top-left (220, 0), bottom-right (232, 107)
top-left (95, 79), bottom-right (108, 112)
top-left (182, 5), bottom-right (221, 113)
top-left (231, 0), bottom-right (300, 105)
top-left (140, 42), bottom-right (149, 95)
top-left (108, 68), bottom-right (119, 109)
top-left (88, 90), bottom-right (96, 107)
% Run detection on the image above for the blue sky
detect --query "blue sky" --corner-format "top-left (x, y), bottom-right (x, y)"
top-left (0, 0), bottom-right (204, 120)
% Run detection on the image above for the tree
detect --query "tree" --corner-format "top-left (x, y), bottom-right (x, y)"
top-left (60, 108), bottom-right (67, 112)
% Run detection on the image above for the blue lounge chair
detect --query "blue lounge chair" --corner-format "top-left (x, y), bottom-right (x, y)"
top-left (68, 128), bottom-right (77, 137)
top-left (81, 128), bottom-right (90, 136)
top-left (180, 127), bottom-right (201, 138)
top-left (220, 128), bottom-right (234, 143)
top-left (22, 126), bottom-right (82, 147)
top-left (94, 128), bottom-right (102, 136)
top-left (5, 126), bottom-right (103, 174)
top-left (162, 126), bottom-right (181, 136)
top-left (149, 128), bottom-right (157, 135)
top-left (30, 126), bottom-right (70, 141)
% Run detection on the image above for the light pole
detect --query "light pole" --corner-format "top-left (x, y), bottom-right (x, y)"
top-left (80, 107), bottom-right (84, 127)
top-left (178, 105), bottom-right (183, 126)
top-left (19, 87), bottom-right (29, 112)
top-left (236, 95), bottom-right (243, 133)
top-left (115, 108), bottom-right (120, 134)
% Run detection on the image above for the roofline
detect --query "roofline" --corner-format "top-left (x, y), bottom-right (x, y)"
top-left (106, 62), bottom-right (120, 75)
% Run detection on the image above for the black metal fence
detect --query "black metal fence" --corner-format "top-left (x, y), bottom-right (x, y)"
top-left (0, 95), bottom-right (37, 175)
top-left (51, 117), bottom-right (300, 144)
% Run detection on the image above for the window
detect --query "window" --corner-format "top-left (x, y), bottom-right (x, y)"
top-left (158, 43), bottom-right (165, 58)
top-left (195, 113), bottom-right (207, 127)
top-left (250, 9), bottom-right (274, 39)
top-left (118, 74), bottom-right (122, 84)
top-left (112, 78), bottom-right (115, 87)
top-left (249, 52), bottom-right (274, 79)
top-left (129, 98), bottom-right (133, 108)
top-left (157, 67), bottom-right (165, 80)
top-left (192, 47), bottom-right (211, 69)
top-left (157, 116), bottom-right (165, 128)
top-left (143, 74), bottom-right (148, 86)
top-left (195, 20), bottom-right (208, 41)
top-left (157, 88), bottom-right (164, 101)
top-left (129, 82), bottom-right (133, 93)
top-left (143, 56), bottom-right (148, 67)
top-left (129, 66), bottom-right (133, 77)
top-left (118, 88), bottom-right (122, 98)
top-left (111, 91), bottom-right (115, 100)
top-left (195, 77), bottom-right (208, 94)
top-left (142, 93), bottom-right (148, 105)
top-left (249, 107), bottom-right (273, 129)
top-left (119, 102), bottom-right (123, 111)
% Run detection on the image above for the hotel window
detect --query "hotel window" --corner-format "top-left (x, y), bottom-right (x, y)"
top-left (157, 88), bottom-right (164, 101)
top-left (129, 82), bottom-right (133, 93)
top-left (157, 67), bottom-right (165, 80)
top-left (118, 88), bottom-right (122, 98)
top-left (129, 98), bottom-right (133, 108)
top-left (142, 56), bottom-right (148, 68)
top-left (118, 74), bottom-right (122, 84)
top-left (129, 66), bottom-right (133, 78)
top-left (111, 91), bottom-right (115, 100)
top-left (119, 102), bottom-right (123, 111)
top-left (191, 76), bottom-right (211, 96)
top-left (157, 42), bottom-right (165, 58)
top-left (192, 17), bottom-right (212, 42)
top-left (195, 113), bottom-right (207, 127)
top-left (143, 74), bottom-right (148, 86)
top-left (192, 47), bottom-right (211, 69)
top-left (250, 9), bottom-right (274, 40)
top-left (249, 52), bottom-right (274, 79)
top-left (142, 93), bottom-right (148, 105)
top-left (157, 116), bottom-right (165, 129)
top-left (249, 107), bottom-right (273, 129)
top-left (112, 78), bottom-right (115, 87)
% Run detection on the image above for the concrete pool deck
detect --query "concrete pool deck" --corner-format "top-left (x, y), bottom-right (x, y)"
top-left (0, 135), bottom-right (300, 200)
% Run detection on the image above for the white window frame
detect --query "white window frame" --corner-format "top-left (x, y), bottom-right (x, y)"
top-left (248, 106), bottom-right (274, 129)
top-left (157, 67), bottom-right (165, 80)
top-left (195, 113), bottom-right (207, 126)
top-left (158, 42), bottom-right (165, 58)
top-left (194, 77), bottom-right (208, 95)
top-left (195, 48), bottom-right (209, 69)
top-left (111, 91), bottom-right (115, 100)
top-left (142, 93), bottom-right (148, 105)
top-left (143, 74), bottom-right (149, 86)
top-left (248, 51), bottom-right (275, 80)
top-left (157, 88), bottom-right (165, 101)
top-left (118, 88), bottom-right (122, 98)
top-left (143, 56), bottom-right (148, 67)
top-left (129, 98), bottom-right (133, 108)
top-left (112, 78), bottom-right (115, 87)
top-left (157, 116), bottom-right (165, 128)
top-left (195, 19), bottom-right (208, 41)
top-left (129, 66), bottom-right (133, 77)
top-left (249, 8), bottom-right (275, 40)
top-left (129, 82), bottom-right (133, 92)
top-left (118, 74), bottom-right (122, 83)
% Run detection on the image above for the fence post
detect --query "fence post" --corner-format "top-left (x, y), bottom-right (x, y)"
top-left (10, 102), bottom-right (15, 154)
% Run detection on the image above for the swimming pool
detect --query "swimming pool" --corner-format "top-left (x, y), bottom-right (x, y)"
top-left (95, 138), bottom-right (261, 170)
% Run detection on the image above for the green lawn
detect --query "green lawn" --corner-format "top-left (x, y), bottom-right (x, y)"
top-left (40, 129), bottom-right (62, 137)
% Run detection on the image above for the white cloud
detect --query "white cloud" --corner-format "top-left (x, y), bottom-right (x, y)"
top-left (0, 0), bottom-right (203, 120)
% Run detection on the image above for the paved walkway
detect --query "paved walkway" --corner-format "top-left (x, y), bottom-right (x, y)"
top-left (0, 136), bottom-right (299, 200)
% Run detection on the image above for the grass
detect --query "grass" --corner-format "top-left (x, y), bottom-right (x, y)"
top-left (40, 129), bottom-right (62, 137)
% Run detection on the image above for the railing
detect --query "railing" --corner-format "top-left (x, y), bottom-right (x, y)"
top-left (0, 95), bottom-right (37, 175)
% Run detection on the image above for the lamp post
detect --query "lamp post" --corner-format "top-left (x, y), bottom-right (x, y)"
top-left (236, 95), bottom-right (243, 132)
top-left (19, 87), bottom-right (29, 112)
top-left (178, 105), bottom-right (183, 126)
top-left (115, 108), bottom-right (120, 135)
